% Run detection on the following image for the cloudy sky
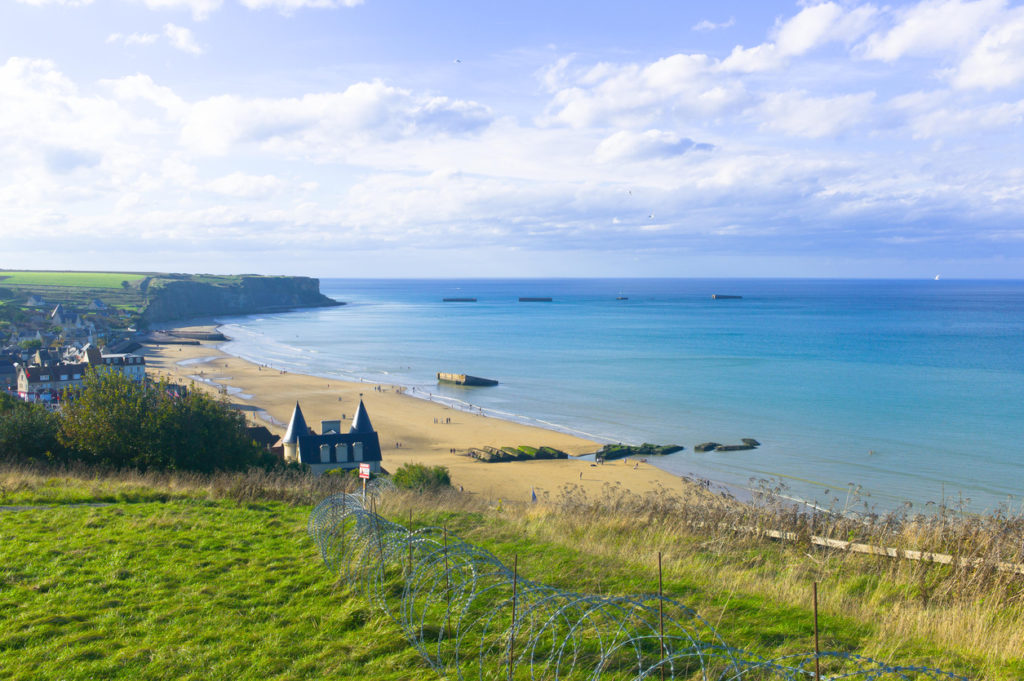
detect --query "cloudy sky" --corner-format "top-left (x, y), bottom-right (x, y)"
top-left (2, 0), bottom-right (1024, 277)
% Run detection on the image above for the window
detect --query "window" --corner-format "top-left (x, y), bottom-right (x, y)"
top-left (60, 375), bottom-right (68, 381)
top-left (73, 374), bottom-right (81, 379)
top-left (40, 375), bottom-right (49, 381)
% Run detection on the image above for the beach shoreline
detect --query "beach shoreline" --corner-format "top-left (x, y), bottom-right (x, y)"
top-left (141, 322), bottom-right (690, 502)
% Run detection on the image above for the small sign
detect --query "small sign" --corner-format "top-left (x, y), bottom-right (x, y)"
top-left (359, 463), bottom-right (370, 479)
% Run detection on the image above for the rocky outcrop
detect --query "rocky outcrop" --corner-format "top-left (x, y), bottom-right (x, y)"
top-left (140, 275), bottom-right (341, 325)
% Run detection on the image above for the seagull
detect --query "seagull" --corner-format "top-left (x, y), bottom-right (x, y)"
top-left (453, 58), bottom-right (462, 63)
top-left (648, 212), bottom-right (654, 219)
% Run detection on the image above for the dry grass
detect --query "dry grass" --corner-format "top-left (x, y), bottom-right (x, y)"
top-left (397, 480), bottom-right (1023, 676)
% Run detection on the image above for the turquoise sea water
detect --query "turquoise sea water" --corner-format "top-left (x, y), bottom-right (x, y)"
top-left (217, 279), bottom-right (1024, 513)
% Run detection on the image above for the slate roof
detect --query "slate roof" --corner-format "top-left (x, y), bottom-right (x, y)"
top-left (296, 431), bottom-right (383, 465)
top-left (283, 401), bottom-right (310, 444)
top-left (350, 399), bottom-right (375, 434)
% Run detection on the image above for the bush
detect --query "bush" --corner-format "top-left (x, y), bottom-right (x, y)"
top-left (392, 463), bottom-right (451, 491)
top-left (59, 368), bottom-right (275, 472)
top-left (0, 393), bottom-right (66, 463)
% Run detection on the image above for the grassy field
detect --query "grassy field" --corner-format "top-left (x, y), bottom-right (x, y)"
top-left (0, 271), bottom-right (146, 289)
top-left (0, 466), bottom-right (1017, 680)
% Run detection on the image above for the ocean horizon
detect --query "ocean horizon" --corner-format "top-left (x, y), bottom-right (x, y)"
top-left (213, 278), bottom-right (1024, 514)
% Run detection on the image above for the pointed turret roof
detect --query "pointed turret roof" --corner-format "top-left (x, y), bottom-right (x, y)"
top-left (349, 400), bottom-right (375, 434)
top-left (283, 401), bottom-right (310, 444)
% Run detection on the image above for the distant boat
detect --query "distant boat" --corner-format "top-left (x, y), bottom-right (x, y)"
top-left (443, 297), bottom-right (477, 302)
top-left (711, 294), bottom-right (742, 300)
top-left (519, 297), bottom-right (552, 302)
top-left (934, 275), bottom-right (941, 281)
top-left (616, 291), bottom-right (628, 300)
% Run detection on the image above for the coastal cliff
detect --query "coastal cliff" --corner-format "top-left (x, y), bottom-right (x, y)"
top-left (140, 275), bottom-right (341, 325)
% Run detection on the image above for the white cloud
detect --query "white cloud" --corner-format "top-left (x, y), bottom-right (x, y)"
top-left (593, 130), bottom-right (711, 163)
top-left (757, 90), bottom-right (876, 138)
top-left (180, 80), bottom-right (491, 156)
top-left (107, 32), bottom-right (160, 46)
top-left (164, 23), bottom-right (203, 54)
top-left (542, 53), bottom-right (741, 128)
top-left (206, 172), bottom-right (284, 197)
top-left (722, 2), bottom-right (877, 72)
top-left (775, 2), bottom-right (847, 55)
top-left (861, 0), bottom-right (1005, 61)
top-left (892, 90), bottom-right (1024, 137)
top-left (139, 0), bottom-right (222, 20)
top-left (951, 7), bottom-right (1024, 89)
top-left (692, 17), bottom-right (735, 32)
top-left (720, 42), bottom-right (784, 73)
top-left (101, 74), bottom-right (187, 117)
top-left (165, 0), bottom-right (226, 20)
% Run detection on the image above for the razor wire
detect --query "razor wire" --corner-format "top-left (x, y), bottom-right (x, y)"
top-left (308, 493), bottom-right (972, 681)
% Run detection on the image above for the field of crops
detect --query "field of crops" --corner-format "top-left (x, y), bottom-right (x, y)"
top-left (0, 271), bottom-right (145, 289)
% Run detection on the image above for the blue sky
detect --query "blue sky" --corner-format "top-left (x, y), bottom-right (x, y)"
top-left (2, 0), bottom-right (1024, 277)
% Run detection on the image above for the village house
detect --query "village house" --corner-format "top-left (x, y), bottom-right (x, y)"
top-left (82, 346), bottom-right (146, 381)
top-left (16, 362), bottom-right (88, 403)
top-left (281, 400), bottom-right (383, 475)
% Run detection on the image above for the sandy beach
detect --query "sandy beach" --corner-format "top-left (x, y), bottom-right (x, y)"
top-left (141, 325), bottom-right (687, 502)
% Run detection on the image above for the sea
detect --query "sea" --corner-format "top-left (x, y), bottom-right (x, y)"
top-left (215, 278), bottom-right (1024, 514)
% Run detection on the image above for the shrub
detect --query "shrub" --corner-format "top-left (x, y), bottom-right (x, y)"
top-left (392, 463), bottom-right (451, 491)
top-left (0, 393), bottom-right (66, 463)
top-left (59, 368), bottom-right (275, 472)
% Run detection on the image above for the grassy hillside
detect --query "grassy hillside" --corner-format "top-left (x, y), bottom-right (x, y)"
top-left (0, 271), bottom-right (146, 288)
top-left (0, 466), bottom-right (1017, 680)
top-left (0, 270), bottom-right (151, 313)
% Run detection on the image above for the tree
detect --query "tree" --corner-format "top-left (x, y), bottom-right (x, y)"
top-left (18, 339), bottom-right (42, 352)
top-left (0, 393), bottom-right (66, 463)
top-left (59, 368), bottom-right (274, 472)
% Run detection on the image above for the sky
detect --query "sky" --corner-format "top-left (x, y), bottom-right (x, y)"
top-left (2, 0), bottom-right (1024, 278)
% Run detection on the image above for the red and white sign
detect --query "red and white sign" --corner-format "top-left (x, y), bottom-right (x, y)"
top-left (359, 463), bottom-right (371, 479)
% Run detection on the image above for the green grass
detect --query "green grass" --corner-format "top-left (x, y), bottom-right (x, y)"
top-left (0, 271), bottom-right (146, 289)
top-left (0, 500), bottom-right (423, 681)
top-left (0, 467), bottom-right (1015, 680)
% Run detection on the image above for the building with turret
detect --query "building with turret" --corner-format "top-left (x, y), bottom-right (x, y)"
top-left (281, 400), bottom-right (383, 475)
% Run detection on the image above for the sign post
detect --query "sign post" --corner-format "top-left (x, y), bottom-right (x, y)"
top-left (359, 463), bottom-right (370, 503)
